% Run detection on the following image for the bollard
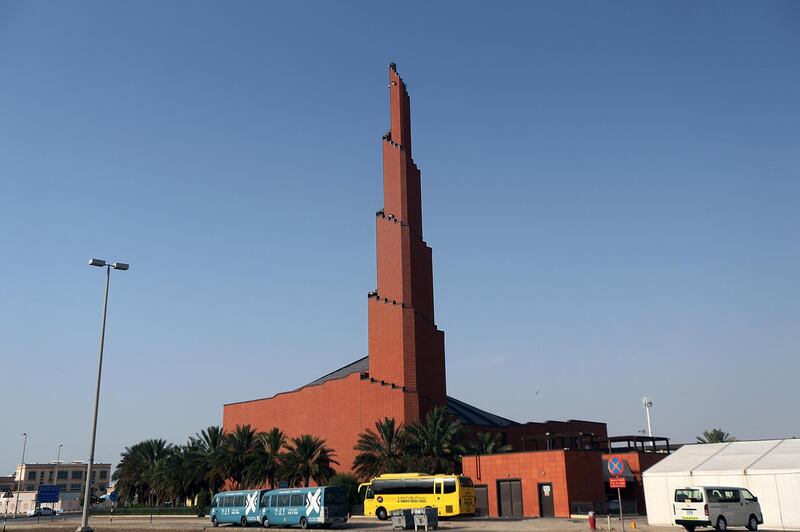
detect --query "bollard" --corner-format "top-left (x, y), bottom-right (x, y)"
top-left (631, 521), bottom-right (637, 529)
top-left (607, 514), bottom-right (612, 530)
top-left (589, 511), bottom-right (596, 530)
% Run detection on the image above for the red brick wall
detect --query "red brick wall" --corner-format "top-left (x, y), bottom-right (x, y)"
top-left (564, 452), bottom-right (606, 510)
top-left (367, 296), bottom-right (416, 389)
top-left (602, 452), bottom-right (667, 514)
top-left (462, 450), bottom-right (605, 518)
top-left (223, 374), bottom-right (421, 477)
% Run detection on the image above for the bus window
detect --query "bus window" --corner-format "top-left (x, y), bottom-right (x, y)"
top-left (290, 493), bottom-right (303, 506)
top-left (261, 494), bottom-right (270, 507)
top-left (407, 479), bottom-right (433, 494)
top-left (278, 493), bottom-right (290, 507)
top-left (211, 497), bottom-right (217, 508)
top-left (323, 487), bottom-right (346, 507)
top-left (459, 477), bottom-right (474, 488)
top-left (364, 486), bottom-right (374, 499)
top-left (443, 479), bottom-right (457, 494)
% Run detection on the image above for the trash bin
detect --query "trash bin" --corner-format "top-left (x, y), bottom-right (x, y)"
top-left (411, 507), bottom-right (438, 531)
top-left (391, 509), bottom-right (414, 530)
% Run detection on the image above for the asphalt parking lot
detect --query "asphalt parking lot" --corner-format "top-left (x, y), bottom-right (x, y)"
top-left (0, 513), bottom-right (732, 531)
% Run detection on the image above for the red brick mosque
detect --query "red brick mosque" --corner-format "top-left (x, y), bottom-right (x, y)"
top-left (223, 64), bottom-right (612, 478)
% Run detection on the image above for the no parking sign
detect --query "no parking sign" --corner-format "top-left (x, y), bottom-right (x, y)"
top-left (608, 457), bottom-right (625, 476)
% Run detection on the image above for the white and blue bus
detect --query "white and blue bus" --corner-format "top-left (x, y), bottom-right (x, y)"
top-left (210, 489), bottom-right (269, 527)
top-left (260, 486), bottom-right (348, 529)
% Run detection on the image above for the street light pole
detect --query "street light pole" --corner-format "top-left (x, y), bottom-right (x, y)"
top-left (54, 444), bottom-right (63, 485)
top-left (13, 433), bottom-right (27, 517)
top-left (77, 259), bottom-right (128, 532)
top-left (54, 444), bottom-right (63, 511)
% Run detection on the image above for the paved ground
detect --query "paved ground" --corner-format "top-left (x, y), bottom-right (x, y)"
top-left (0, 513), bottom-right (678, 531)
top-left (0, 514), bottom-right (783, 532)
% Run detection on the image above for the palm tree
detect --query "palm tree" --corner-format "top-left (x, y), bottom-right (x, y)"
top-left (188, 426), bottom-right (228, 498)
top-left (405, 406), bottom-right (465, 474)
top-left (696, 429), bottom-right (735, 444)
top-left (113, 439), bottom-right (174, 505)
top-left (152, 445), bottom-right (191, 505)
top-left (223, 425), bottom-right (259, 489)
top-left (353, 417), bottom-right (407, 480)
top-left (282, 434), bottom-right (338, 487)
top-left (245, 428), bottom-right (287, 489)
top-left (467, 432), bottom-right (512, 455)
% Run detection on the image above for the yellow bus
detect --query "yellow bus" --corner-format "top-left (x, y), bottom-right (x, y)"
top-left (360, 473), bottom-right (476, 520)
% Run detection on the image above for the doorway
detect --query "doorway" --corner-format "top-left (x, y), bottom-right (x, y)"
top-left (475, 485), bottom-right (489, 516)
top-left (538, 483), bottom-right (555, 517)
top-left (497, 479), bottom-right (523, 517)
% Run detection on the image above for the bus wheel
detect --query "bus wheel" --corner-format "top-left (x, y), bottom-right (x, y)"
top-left (716, 517), bottom-right (727, 531)
top-left (241, 515), bottom-right (248, 527)
top-left (212, 516), bottom-right (219, 527)
top-left (262, 516), bottom-right (270, 528)
top-left (376, 507), bottom-right (388, 521)
top-left (299, 517), bottom-right (308, 529)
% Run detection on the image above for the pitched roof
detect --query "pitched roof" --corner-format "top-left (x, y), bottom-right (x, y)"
top-left (302, 355), bottom-right (518, 428)
top-left (446, 395), bottom-right (519, 427)
top-left (643, 439), bottom-right (800, 477)
top-left (304, 356), bottom-right (368, 387)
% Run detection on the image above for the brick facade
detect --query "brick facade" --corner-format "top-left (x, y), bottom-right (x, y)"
top-left (222, 64), bottom-right (609, 478)
top-left (462, 451), bottom-right (606, 518)
top-left (223, 65), bottom-right (444, 470)
top-left (461, 450), bottom-right (667, 518)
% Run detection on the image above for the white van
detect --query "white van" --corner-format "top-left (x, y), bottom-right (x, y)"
top-left (673, 487), bottom-right (763, 531)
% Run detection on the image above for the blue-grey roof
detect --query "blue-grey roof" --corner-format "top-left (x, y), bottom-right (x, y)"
top-left (302, 356), bottom-right (518, 428)
top-left (446, 395), bottom-right (519, 427)
top-left (304, 356), bottom-right (369, 387)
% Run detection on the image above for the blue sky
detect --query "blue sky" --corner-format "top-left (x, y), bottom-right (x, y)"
top-left (1, 1), bottom-right (798, 474)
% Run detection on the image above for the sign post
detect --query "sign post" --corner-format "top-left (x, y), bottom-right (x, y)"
top-left (608, 457), bottom-right (625, 529)
top-left (2, 489), bottom-right (14, 532)
top-left (109, 491), bottom-right (118, 525)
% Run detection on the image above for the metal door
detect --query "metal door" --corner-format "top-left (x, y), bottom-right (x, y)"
top-left (474, 485), bottom-right (489, 516)
top-left (498, 480), bottom-right (523, 517)
top-left (538, 483), bottom-right (555, 517)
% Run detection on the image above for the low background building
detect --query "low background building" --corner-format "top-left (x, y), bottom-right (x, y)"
top-left (14, 461), bottom-right (110, 497)
top-left (462, 438), bottom-right (669, 518)
top-left (3, 461), bottom-right (112, 515)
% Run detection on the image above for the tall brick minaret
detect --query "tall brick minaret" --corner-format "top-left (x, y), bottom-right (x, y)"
top-left (367, 64), bottom-right (446, 411)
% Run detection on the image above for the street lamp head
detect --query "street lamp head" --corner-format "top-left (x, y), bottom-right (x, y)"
top-left (112, 262), bottom-right (129, 271)
top-left (89, 259), bottom-right (106, 267)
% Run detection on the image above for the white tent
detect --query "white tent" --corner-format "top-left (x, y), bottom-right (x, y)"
top-left (643, 439), bottom-right (800, 530)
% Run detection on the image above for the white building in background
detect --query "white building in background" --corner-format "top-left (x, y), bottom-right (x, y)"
top-left (13, 461), bottom-right (111, 496)
top-left (643, 439), bottom-right (800, 531)
top-left (2, 461), bottom-right (112, 515)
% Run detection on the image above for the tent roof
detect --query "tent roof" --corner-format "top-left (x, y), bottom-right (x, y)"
top-left (748, 439), bottom-right (800, 474)
top-left (643, 439), bottom-right (800, 477)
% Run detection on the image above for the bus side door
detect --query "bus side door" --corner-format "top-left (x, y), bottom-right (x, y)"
top-left (434, 479), bottom-right (444, 505)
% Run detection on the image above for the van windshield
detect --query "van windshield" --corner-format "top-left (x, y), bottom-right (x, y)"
top-left (675, 489), bottom-right (703, 503)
